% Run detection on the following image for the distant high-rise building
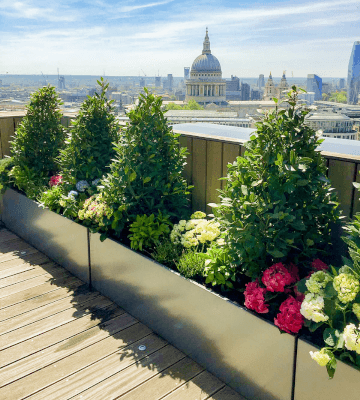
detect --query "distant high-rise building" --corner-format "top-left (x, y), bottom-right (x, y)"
top-left (307, 74), bottom-right (322, 101)
top-left (58, 76), bottom-right (65, 89)
top-left (184, 67), bottom-right (190, 80)
top-left (251, 88), bottom-right (261, 100)
top-left (167, 74), bottom-right (173, 91)
top-left (240, 82), bottom-right (250, 100)
top-left (226, 75), bottom-right (240, 92)
top-left (322, 83), bottom-right (331, 94)
top-left (257, 74), bottom-right (265, 88)
top-left (139, 77), bottom-right (145, 88)
top-left (347, 41), bottom-right (360, 105)
top-left (339, 78), bottom-right (345, 90)
top-left (155, 76), bottom-right (161, 87)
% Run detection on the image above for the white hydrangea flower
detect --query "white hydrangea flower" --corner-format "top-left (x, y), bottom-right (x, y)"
top-left (343, 323), bottom-right (360, 354)
top-left (310, 350), bottom-right (331, 367)
top-left (300, 293), bottom-right (329, 323)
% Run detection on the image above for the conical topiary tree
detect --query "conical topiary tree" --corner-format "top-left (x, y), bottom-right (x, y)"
top-left (214, 86), bottom-right (341, 278)
top-left (83, 88), bottom-right (191, 237)
top-left (59, 77), bottom-right (120, 184)
top-left (10, 85), bottom-right (65, 197)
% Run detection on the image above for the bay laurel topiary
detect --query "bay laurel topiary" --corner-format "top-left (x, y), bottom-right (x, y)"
top-left (214, 86), bottom-right (341, 279)
top-left (59, 77), bottom-right (120, 184)
top-left (98, 88), bottom-right (191, 236)
top-left (10, 85), bottom-right (65, 195)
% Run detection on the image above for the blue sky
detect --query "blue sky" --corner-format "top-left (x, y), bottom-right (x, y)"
top-left (0, 0), bottom-right (359, 77)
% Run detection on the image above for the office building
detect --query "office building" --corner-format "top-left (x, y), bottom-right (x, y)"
top-left (307, 74), bottom-right (322, 101)
top-left (347, 41), bottom-right (360, 105)
top-left (257, 74), bottom-right (265, 88)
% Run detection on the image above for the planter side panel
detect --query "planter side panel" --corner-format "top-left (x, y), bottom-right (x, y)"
top-left (295, 339), bottom-right (360, 400)
top-left (1, 189), bottom-right (89, 282)
top-left (91, 233), bottom-right (294, 400)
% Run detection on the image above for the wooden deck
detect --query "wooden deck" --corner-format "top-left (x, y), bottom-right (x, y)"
top-left (0, 227), bottom-right (245, 400)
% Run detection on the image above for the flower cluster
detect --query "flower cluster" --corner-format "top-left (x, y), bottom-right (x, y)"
top-left (300, 293), bottom-right (329, 323)
top-left (333, 273), bottom-right (360, 303)
top-left (309, 349), bottom-right (331, 366)
top-left (244, 280), bottom-right (269, 314)
top-left (67, 190), bottom-right (78, 200)
top-left (305, 270), bottom-right (332, 295)
top-left (262, 263), bottom-right (298, 292)
top-left (311, 259), bottom-right (329, 271)
top-left (78, 194), bottom-right (113, 226)
top-left (343, 323), bottom-right (360, 354)
top-left (76, 180), bottom-right (90, 192)
top-left (274, 296), bottom-right (304, 334)
top-left (170, 211), bottom-right (221, 248)
top-left (49, 175), bottom-right (62, 187)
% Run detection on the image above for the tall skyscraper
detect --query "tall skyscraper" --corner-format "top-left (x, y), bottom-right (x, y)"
top-left (347, 41), bottom-right (360, 105)
top-left (257, 74), bottom-right (265, 88)
top-left (339, 78), bottom-right (345, 90)
top-left (307, 74), bottom-right (322, 101)
top-left (184, 67), bottom-right (190, 80)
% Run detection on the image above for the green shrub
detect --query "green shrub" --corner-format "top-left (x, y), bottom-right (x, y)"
top-left (214, 87), bottom-right (341, 279)
top-left (176, 250), bottom-right (205, 279)
top-left (0, 157), bottom-right (14, 193)
top-left (59, 78), bottom-right (120, 184)
top-left (128, 212), bottom-right (171, 251)
top-left (151, 238), bottom-right (182, 268)
top-left (97, 88), bottom-right (191, 236)
top-left (10, 85), bottom-right (65, 180)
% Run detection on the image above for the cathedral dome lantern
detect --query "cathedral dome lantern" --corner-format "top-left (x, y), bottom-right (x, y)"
top-left (186, 28), bottom-right (226, 105)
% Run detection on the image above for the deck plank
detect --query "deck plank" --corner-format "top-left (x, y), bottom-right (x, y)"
top-left (0, 228), bottom-right (245, 400)
top-left (0, 280), bottom-right (86, 322)
top-left (161, 370), bottom-right (226, 400)
top-left (0, 307), bottom-right (125, 369)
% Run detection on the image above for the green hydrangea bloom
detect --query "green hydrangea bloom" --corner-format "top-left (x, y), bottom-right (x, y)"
top-left (190, 211), bottom-right (206, 219)
top-left (305, 271), bottom-right (332, 295)
top-left (333, 273), bottom-right (360, 303)
top-left (353, 303), bottom-right (360, 321)
top-left (309, 349), bottom-right (331, 367)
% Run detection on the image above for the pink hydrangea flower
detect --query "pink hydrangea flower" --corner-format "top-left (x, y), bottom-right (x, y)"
top-left (311, 259), bottom-right (328, 271)
top-left (244, 279), bottom-right (269, 314)
top-left (274, 296), bottom-right (304, 334)
top-left (261, 263), bottom-right (297, 292)
top-left (49, 175), bottom-right (63, 187)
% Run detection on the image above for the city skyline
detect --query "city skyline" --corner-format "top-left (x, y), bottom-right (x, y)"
top-left (1, 0), bottom-right (359, 78)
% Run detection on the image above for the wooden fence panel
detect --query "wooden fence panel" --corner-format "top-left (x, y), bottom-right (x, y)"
top-left (221, 143), bottom-right (240, 190)
top-left (352, 163), bottom-right (360, 217)
top-left (206, 141), bottom-right (223, 214)
top-left (0, 118), bottom-right (15, 158)
top-left (179, 135), bottom-right (193, 186)
top-left (328, 159), bottom-right (356, 219)
top-left (192, 138), bottom-right (207, 212)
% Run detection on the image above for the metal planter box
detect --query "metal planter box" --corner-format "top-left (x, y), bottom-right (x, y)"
top-left (0, 188), bottom-right (89, 283)
top-left (90, 232), bottom-right (295, 400)
top-left (294, 338), bottom-right (360, 400)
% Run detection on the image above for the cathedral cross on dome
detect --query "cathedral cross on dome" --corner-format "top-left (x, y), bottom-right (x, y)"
top-left (202, 27), bottom-right (211, 55)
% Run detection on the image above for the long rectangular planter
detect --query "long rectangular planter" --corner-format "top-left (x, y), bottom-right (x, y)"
top-left (294, 338), bottom-right (360, 400)
top-left (90, 232), bottom-right (295, 400)
top-left (0, 188), bottom-right (89, 283)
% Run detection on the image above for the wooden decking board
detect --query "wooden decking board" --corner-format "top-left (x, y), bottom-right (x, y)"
top-left (208, 386), bottom-right (247, 400)
top-left (0, 295), bottom-right (116, 351)
top-left (27, 333), bottom-right (168, 400)
top-left (0, 261), bottom-right (64, 289)
top-left (160, 370), bottom-right (226, 400)
top-left (0, 247), bottom-right (42, 266)
top-left (0, 321), bottom-right (153, 400)
top-left (0, 307), bottom-right (125, 369)
top-left (69, 345), bottom-right (187, 400)
top-left (0, 263), bottom-right (70, 299)
top-left (0, 289), bottom-right (101, 335)
top-left (0, 229), bottom-right (245, 400)
top-left (0, 310), bottom-right (135, 386)
top-left (0, 275), bottom-right (82, 309)
top-left (0, 252), bottom-right (50, 273)
top-left (118, 357), bottom-right (205, 400)
top-left (0, 280), bottom-right (86, 322)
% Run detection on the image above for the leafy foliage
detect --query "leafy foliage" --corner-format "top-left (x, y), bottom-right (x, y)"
top-left (151, 238), bottom-right (182, 268)
top-left (98, 88), bottom-right (191, 236)
top-left (0, 157), bottom-right (14, 193)
top-left (176, 250), bottom-right (205, 279)
top-left (214, 86), bottom-right (341, 278)
top-left (128, 212), bottom-right (171, 251)
top-left (10, 85), bottom-right (65, 196)
top-left (165, 99), bottom-right (204, 110)
top-left (59, 78), bottom-right (120, 184)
